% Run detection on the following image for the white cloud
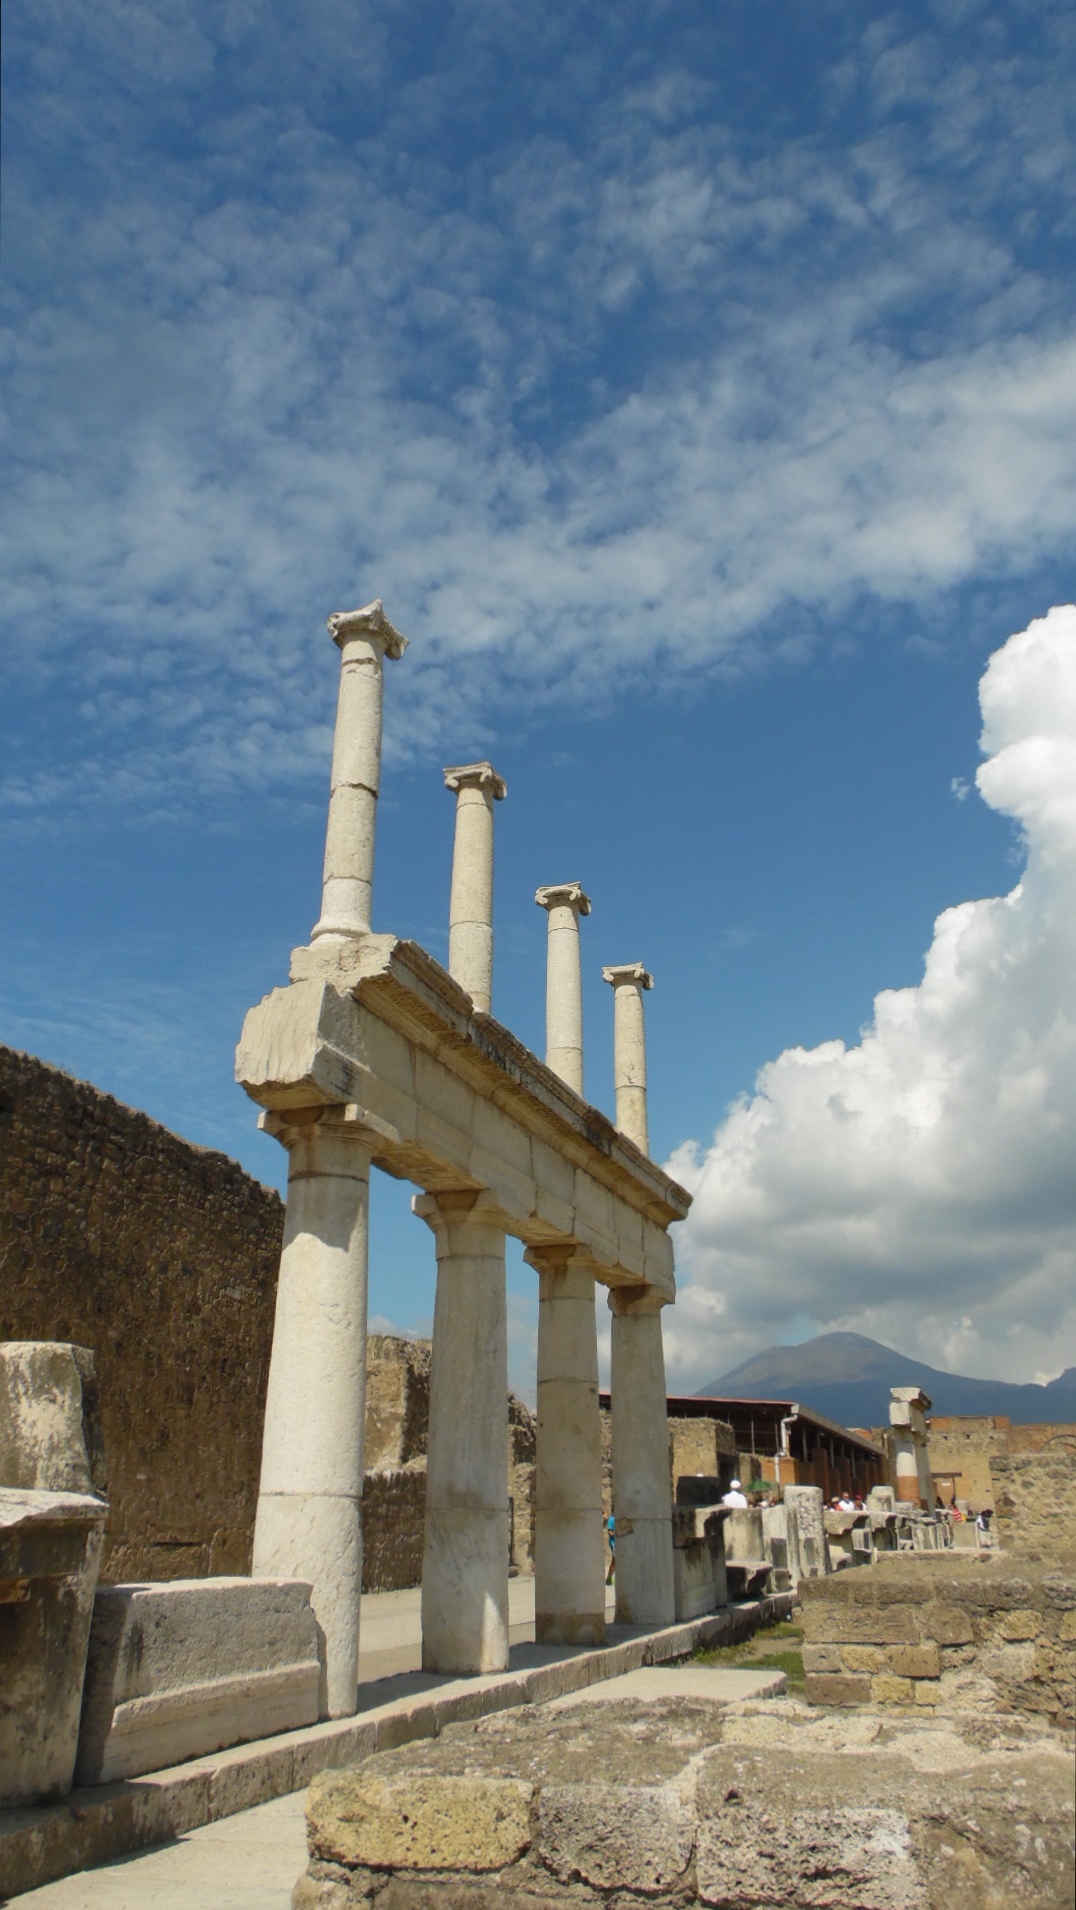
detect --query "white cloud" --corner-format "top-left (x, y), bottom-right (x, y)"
top-left (666, 605), bottom-right (1076, 1389)
top-left (1, 3), bottom-right (1074, 822)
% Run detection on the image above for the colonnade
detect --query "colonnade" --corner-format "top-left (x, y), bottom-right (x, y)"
top-left (248, 603), bottom-right (678, 1714)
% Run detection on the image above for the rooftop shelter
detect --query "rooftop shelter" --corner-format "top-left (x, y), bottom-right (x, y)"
top-left (636, 1393), bottom-right (887, 1499)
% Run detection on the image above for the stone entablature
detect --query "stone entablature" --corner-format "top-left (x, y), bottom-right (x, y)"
top-left (239, 941), bottom-right (686, 1295)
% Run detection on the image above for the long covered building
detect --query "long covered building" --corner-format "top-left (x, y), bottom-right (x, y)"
top-left (600, 1391), bottom-right (888, 1499)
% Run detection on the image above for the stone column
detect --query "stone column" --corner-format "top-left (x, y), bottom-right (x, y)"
top-left (443, 761), bottom-right (507, 1013)
top-left (414, 1191), bottom-right (510, 1674)
top-left (525, 1246), bottom-right (605, 1647)
top-left (311, 600), bottom-right (409, 944)
top-left (602, 962), bottom-right (654, 1153)
top-left (889, 1387), bottom-right (934, 1507)
top-left (608, 1287), bottom-right (676, 1626)
top-left (252, 1109), bottom-right (371, 1719)
top-left (535, 882), bottom-right (591, 1095)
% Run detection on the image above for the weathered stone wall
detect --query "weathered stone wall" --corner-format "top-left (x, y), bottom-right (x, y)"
top-left (361, 1469), bottom-right (427, 1594)
top-left (669, 1415), bottom-right (736, 1487)
top-left (0, 1046), bottom-right (283, 1582)
top-left (990, 1435), bottom-right (1076, 1561)
top-left (800, 1555), bottom-right (1076, 1728)
top-left (928, 1416), bottom-right (1076, 1510)
top-left (364, 1337), bottom-right (430, 1472)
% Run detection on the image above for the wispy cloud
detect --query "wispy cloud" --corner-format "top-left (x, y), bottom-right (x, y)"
top-left (2, 2), bottom-right (1074, 823)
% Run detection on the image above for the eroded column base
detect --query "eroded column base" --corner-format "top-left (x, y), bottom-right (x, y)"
top-left (535, 1610), bottom-right (606, 1647)
top-left (251, 1491), bottom-right (361, 1719)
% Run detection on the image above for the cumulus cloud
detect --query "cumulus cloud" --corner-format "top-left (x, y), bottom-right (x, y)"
top-left (2, 2), bottom-right (1075, 821)
top-left (666, 606), bottom-right (1076, 1389)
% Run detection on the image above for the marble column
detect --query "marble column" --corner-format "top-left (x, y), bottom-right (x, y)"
top-left (608, 1287), bottom-right (676, 1627)
top-left (534, 882), bottom-right (591, 1094)
top-left (525, 1246), bottom-right (606, 1647)
top-left (252, 1109), bottom-right (371, 1718)
top-left (311, 600), bottom-right (409, 944)
top-left (414, 1191), bottom-right (510, 1674)
top-left (890, 1387), bottom-right (934, 1506)
top-left (602, 962), bottom-right (653, 1153)
top-left (443, 761), bottom-right (507, 1013)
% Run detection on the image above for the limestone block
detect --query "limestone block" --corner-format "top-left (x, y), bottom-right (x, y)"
top-left (307, 1769), bottom-right (532, 1871)
top-left (995, 1609), bottom-right (1044, 1642)
top-left (722, 1507), bottom-right (765, 1564)
top-left (922, 1601), bottom-right (976, 1646)
top-left (872, 1675), bottom-right (915, 1704)
top-left (0, 1486), bottom-right (107, 1806)
top-left (539, 1782), bottom-right (692, 1893)
top-left (802, 1604), bottom-right (921, 1646)
top-left (0, 1343), bottom-right (106, 1495)
top-left (803, 1672), bottom-right (872, 1706)
top-left (673, 1539), bottom-right (720, 1621)
top-left (75, 1577), bottom-right (322, 1783)
top-left (1059, 1610), bottom-right (1076, 1642)
top-left (697, 1799), bottom-right (917, 1909)
top-left (801, 1644), bottom-right (845, 1674)
top-left (886, 1644), bottom-right (940, 1679)
top-left (841, 1645), bottom-right (887, 1673)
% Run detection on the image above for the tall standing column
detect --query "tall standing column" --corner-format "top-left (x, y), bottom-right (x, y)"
top-left (535, 882), bottom-right (592, 1094)
top-left (602, 962), bottom-right (654, 1153)
top-left (414, 1191), bottom-right (510, 1674)
top-left (311, 600), bottom-right (409, 943)
top-left (443, 761), bottom-right (507, 1012)
top-left (609, 1287), bottom-right (676, 1627)
top-left (252, 1109), bottom-right (371, 1718)
top-left (525, 1246), bottom-right (606, 1647)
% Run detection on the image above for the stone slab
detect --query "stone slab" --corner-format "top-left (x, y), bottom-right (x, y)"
top-left (0, 1593), bottom-right (794, 1898)
top-left (75, 1577), bottom-right (322, 1783)
top-left (550, 1665), bottom-right (787, 1705)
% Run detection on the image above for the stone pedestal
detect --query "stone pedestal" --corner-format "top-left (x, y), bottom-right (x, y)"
top-left (252, 1111), bottom-right (372, 1719)
top-left (0, 1488), bottom-right (107, 1806)
top-left (416, 1192), bottom-right (510, 1674)
top-left (443, 761), bottom-right (506, 1013)
top-left (601, 963), bottom-right (653, 1153)
top-left (527, 1249), bottom-right (605, 1647)
top-left (609, 1290), bottom-right (675, 1626)
top-left (535, 883), bottom-right (591, 1095)
top-left (311, 602), bottom-right (408, 943)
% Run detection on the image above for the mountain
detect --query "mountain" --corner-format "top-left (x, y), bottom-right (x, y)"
top-left (695, 1332), bottom-right (1076, 1429)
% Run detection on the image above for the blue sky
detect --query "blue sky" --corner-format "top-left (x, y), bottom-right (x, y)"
top-left (2, 1), bottom-right (1074, 1394)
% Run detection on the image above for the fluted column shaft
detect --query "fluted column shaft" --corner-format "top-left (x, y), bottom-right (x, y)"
top-left (252, 1110), bottom-right (371, 1718)
top-left (312, 602), bottom-right (408, 943)
top-left (535, 883), bottom-right (591, 1094)
top-left (609, 1287), bottom-right (676, 1627)
top-left (444, 762), bottom-right (506, 1013)
top-left (415, 1191), bottom-right (510, 1674)
top-left (527, 1247), bottom-right (606, 1646)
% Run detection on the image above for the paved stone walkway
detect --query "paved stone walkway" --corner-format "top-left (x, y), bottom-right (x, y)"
top-left (13, 1590), bottom-right (782, 1906)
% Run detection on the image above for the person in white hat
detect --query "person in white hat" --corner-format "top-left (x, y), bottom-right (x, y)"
top-left (722, 1478), bottom-right (748, 1508)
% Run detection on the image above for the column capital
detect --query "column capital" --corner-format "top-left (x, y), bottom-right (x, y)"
top-left (523, 1241), bottom-right (580, 1277)
top-left (327, 600), bottom-right (409, 659)
top-left (608, 1284), bottom-right (668, 1318)
top-left (602, 961), bottom-right (653, 990)
top-left (535, 881), bottom-right (591, 916)
top-left (443, 760), bottom-right (507, 800)
top-left (257, 1104), bottom-right (378, 1153)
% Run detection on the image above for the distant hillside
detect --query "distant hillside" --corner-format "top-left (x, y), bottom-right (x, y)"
top-left (695, 1331), bottom-right (1076, 1429)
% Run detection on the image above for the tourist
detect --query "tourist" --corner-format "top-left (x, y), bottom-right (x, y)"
top-left (605, 1512), bottom-right (615, 1583)
top-left (722, 1478), bottom-right (748, 1508)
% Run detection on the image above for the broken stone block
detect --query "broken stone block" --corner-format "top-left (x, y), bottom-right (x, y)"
top-left (0, 1341), bottom-right (107, 1497)
top-left (0, 1486), bottom-right (108, 1805)
top-left (75, 1576), bottom-right (323, 1782)
top-left (295, 1695), bottom-right (1075, 1909)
